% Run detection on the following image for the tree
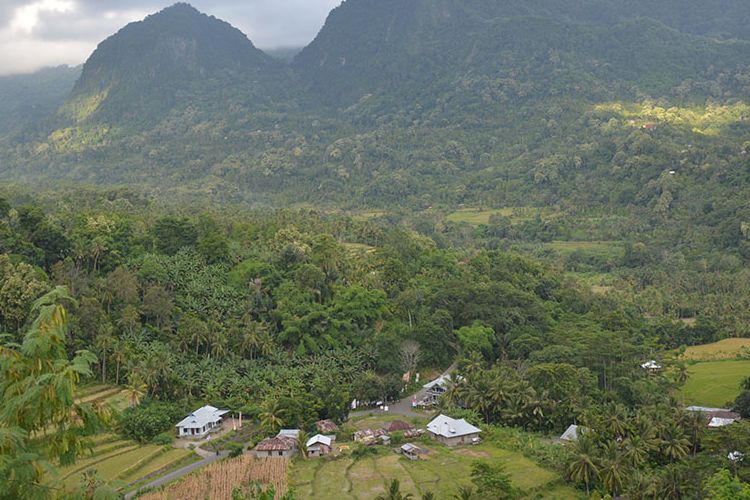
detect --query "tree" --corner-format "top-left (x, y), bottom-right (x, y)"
top-left (703, 469), bottom-right (750, 499)
top-left (0, 287), bottom-right (107, 497)
top-left (568, 436), bottom-right (600, 495)
top-left (259, 399), bottom-right (286, 433)
top-left (142, 285), bottom-right (173, 329)
top-left (399, 340), bottom-right (421, 375)
top-left (470, 461), bottom-right (517, 499)
top-left (153, 217), bottom-right (198, 255)
top-left (125, 373), bottom-right (148, 408)
top-left (455, 321), bottom-right (495, 359)
top-left (375, 479), bottom-right (413, 500)
top-left (0, 255), bottom-right (48, 331)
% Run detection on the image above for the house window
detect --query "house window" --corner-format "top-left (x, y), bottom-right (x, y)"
top-left (278, 451), bottom-right (283, 456)
top-left (267, 451), bottom-right (272, 457)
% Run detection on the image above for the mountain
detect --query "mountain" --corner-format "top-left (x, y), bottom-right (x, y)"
top-left (63, 2), bottom-right (279, 126)
top-left (0, 65), bottom-right (80, 135)
top-left (1, 1), bottom-right (749, 218)
top-left (294, 0), bottom-right (750, 108)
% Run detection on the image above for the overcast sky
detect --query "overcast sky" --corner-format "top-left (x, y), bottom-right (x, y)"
top-left (0, 0), bottom-right (341, 75)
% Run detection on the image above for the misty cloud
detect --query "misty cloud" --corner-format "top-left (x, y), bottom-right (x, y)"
top-left (0, 0), bottom-right (340, 75)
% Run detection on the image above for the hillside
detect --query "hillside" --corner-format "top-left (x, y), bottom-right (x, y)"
top-left (60, 2), bottom-right (283, 126)
top-left (0, 65), bottom-right (80, 135)
top-left (0, 0), bottom-right (749, 217)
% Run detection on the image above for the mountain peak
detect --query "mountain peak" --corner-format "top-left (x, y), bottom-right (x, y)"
top-left (66, 2), bottom-right (273, 123)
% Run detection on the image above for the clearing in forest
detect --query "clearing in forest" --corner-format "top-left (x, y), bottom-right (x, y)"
top-left (680, 359), bottom-right (750, 408)
top-left (682, 338), bottom-right (750, 361)
top-left (446, 207), bottom-right (548, 226)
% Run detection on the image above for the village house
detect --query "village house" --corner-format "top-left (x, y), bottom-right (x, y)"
top-left (641, 360), bottom-right (663, 373)
top-left (353, 428), bottom-right (387, 446)
top-left (251, 429), bottom-right (300, 458)
top-left (399, 443), bottom-right (427, 461)
top-left (315, 419), bottom-right (339, 434)
top-left (560, 424), bottom-right (580, 442)
top-left (427, 414), bottom-right (481, 447)
top-left (422, 374), bottom-right (451, 404)
top-left (687, 406), bottom-right (741, 427)
top-left (383, 420), bottom-right (415, 433)
top-left (306, 434), bottom-right (333, 458)
top-left (175, 405), bottom-right (229, 439)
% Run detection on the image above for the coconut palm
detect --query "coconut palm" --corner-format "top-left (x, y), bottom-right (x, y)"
top-left (622, 434), bottom-right (652, 468)
top-left (375, 479), bottom-right (413, 500)
top-left (124, 373), bottom-right (147, 407)
top-left (599, 441), bottom-right (625, 496)
top-left (568, 436), bottom-right (600, 495)
top-left (660, 423), bottom-right (690, 463)
top-left (259, 399), bottom-right (286, 432)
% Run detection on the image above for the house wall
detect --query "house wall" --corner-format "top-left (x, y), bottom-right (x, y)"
top-left (252, 448), bottom-right (296, 459)
top-left (430, 431), bottom-right (479, 447)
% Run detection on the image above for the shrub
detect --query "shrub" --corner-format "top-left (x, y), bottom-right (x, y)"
top-left (119, 401), bottom-right (185, 443)
top-left (228, 442), bottom-right (245, 458)
top-left (152, 432), bottom-right (175, 446)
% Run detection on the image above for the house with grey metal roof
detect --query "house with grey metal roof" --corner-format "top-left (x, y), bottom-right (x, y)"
top-left (427, 414), bottom-right (481, 447)
top-left (306, 434), bottom-right (333, 457)
top-left (175, 405), bottom-right (229, 438)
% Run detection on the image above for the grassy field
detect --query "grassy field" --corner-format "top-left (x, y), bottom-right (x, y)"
top-left (682, 338), bottom-right (750, 361)
top-left (290, 440), bottom-right (580, 499)
top-left (680, 360), bottom-right (750, 407)
top-left (446, 207), bottom-right (548, 226)
top-left (547, 240), bottom-right (622, 254)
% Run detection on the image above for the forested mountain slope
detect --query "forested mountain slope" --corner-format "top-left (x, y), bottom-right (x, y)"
top-left (0, 0), bottom-right (748, 221)
top-left (0, 65), bottom-right (80, 135)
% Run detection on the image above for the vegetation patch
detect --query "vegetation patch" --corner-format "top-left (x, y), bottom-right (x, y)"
top-left (680, 360), bottom-right (750, 407)
top-left (682, 338), bottom-right (750, 361)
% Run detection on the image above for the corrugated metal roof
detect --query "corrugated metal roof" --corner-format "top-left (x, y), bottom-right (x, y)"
top-left (427, 414), bottom-right (481, 438)
top-left (175, 405), bottom-right (229, 429)
top-left (306, 434), bottom-right (332, 447)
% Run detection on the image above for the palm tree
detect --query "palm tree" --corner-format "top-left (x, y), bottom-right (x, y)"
top-left (599, 441), bottom-right (624, 496)
top-left (655, 464), bottom-right (691, 499)
top-left (375, 479), bottom-right (413, 500)
top-left (568, 436), bottom-right (600, 495)
top-left (259, 399), bottom-right (286, 433)
top-left (124, 373), bottom-right (147, 407)
top-left (660, 423), bottom-right (690, 463)
top-left (622, 434), bottom-right (651, 468)
top-left (296, 430), bottom-right (308, 460)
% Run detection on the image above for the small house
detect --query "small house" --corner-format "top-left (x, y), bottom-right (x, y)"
top-left (175, 405), bottom-right (229, 439)
top-left (423, 375), bottom-right (451, 403)
top-left (560, 424), bottom-right (580, 442)
top-left (306, 434), bottom-right (333, 458)
top-left (252, 436), bottom-right (297, 458)
top-left (427, 414), bottom-right (481, 447)
top-left (404, 428), bottom-right (424, 439)
top-left (641, 360), bottom-right (662, 373)
top-left (353, 428), bottom-right (387, 446)
top-left (278, 429), bottom-right (301, 440)
top-left (399, 443), bottom-right (426, 461)
top-left (383, 420), bottom-right (415, 433)
top-left (316, 419), bottom-right (339, 434)
top-left (686, 406), bottom-right (741, 427)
